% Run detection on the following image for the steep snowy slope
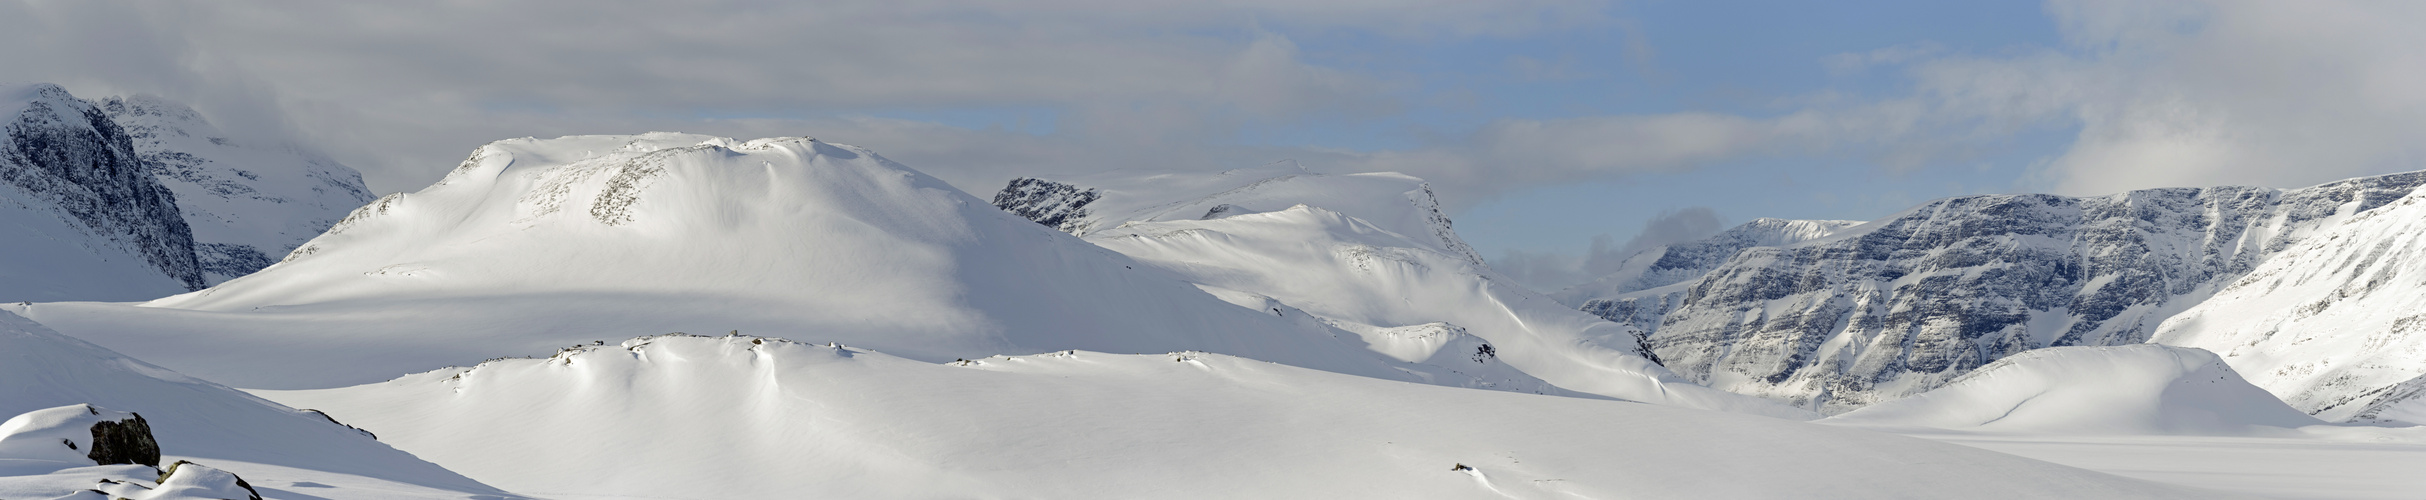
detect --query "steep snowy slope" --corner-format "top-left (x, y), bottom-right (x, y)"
top-left (1089, 204), bottom-right (1809, 417)
top-left (1558, 218), bottom-right (1863, 334)
top-left (1646, 172), bottom-right (2426, 413)
top-left (27, 134), bottom-right (1466, 391)
top-left (0, 84), bottom-right (201, 300)
top-left (1825, 345), bottom-right (2322, 435)
top-left (992, 160), bottom-right (1484, 264)
top-left (261, 334), bottom-right (2218, 499)
top-left (2154, 185), bottom-right (2426, 423)
top-left (97, 95), bottom-right (375, 284)
top-left (0, 311), bottom-right (509, 499)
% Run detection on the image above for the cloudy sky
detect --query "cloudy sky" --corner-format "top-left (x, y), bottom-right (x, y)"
top-left (8, 0), bottom-right (2425, 290)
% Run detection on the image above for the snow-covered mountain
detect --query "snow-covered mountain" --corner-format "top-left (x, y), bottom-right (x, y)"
top-left (2153, 182), bottom-right (2426, 423)
top-left (96, 95), bottom-right (374, 284)
top-left (1009, 166), bottom-right (1810, 417)
top-left (0, 311), bottom-right (509, 499)
top-left (22, 134), bottom-right (1516, 395)
top-left (1559, 171), bottom-right (2426, 415)
top-left (259, 333), bottom-right (2215, 499)
top-left (0, 84), bottom-right (203, 300)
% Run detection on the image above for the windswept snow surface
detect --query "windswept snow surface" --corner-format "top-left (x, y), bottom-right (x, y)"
top-left (0, 311), bottom-right (511, 499)
top-left (26, 134), bottom-right (1451, 391)
top-left (1089, 204), bottom-right (1810, 418)
top-left (260, 334), bottom-right (2220, 500)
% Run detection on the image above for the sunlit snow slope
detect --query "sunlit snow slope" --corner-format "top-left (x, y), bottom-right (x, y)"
top-left (0, 311), bottom-right (508, 499)
top-left (27, 134), bottom-right (1451, 390)
top-left (2154, 185), bottom-right (2426, 423)
top-left (262, 334), bottom-right (2218, 500)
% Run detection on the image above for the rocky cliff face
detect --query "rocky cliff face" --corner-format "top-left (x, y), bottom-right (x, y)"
top-left (0, 84), bottom-right (203, 291)
top-left (1585, 172), bottom-right (2426, 414)
top-left (1561, 218), bottom-right (1862, 338)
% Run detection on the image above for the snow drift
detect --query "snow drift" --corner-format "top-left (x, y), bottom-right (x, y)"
top-left (262, 333), bottom-right (2214, 499)
top-left (1826, 345), bottom-right (2322, 435)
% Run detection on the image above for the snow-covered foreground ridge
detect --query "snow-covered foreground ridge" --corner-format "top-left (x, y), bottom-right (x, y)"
top-left (0, 311), bottom-right (511, 499)
top-left (262, 333), bottom-right (2219, 499)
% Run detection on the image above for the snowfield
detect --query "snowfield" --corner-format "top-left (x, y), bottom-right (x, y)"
top-left (261, 333), bottom-right (2222, 500)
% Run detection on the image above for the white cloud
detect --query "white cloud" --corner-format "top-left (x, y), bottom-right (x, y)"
top-left (0, 0), bottom-right (1602, 192)
top-left (1904, 0), bottom-right (2426, 195)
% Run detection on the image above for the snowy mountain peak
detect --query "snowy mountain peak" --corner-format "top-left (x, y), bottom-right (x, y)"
top-left (94, 94), bottom-right (375, 284)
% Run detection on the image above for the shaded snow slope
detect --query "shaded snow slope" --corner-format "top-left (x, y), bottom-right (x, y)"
top-left (97, 95), bottom-right (375, 284)
top-left (1646, 172), bottom-right (2426, 414)
top-left (0, 311), bottom-right (508, 498)
top-left (0, 84), bottom-right (201, 300)
top-left (2154, 185), bottom-right (2426, 423)
top-left (991, 160), bottom-right (1483, 264)
top-left (28, 134), bottom-right (1450, 390)
top-left (1091, 204), bottom-right (1811, 418)
top-left (1825, 345), bottom-right (2322, 435)
top-left (261, 334), bottom-right (2219, 500)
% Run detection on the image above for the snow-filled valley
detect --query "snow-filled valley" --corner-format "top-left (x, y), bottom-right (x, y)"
top-left (2, 82), bottom-right (2423, 498)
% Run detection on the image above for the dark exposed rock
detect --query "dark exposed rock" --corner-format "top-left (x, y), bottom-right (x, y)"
top-left (85, 410), bottom-right (161, 467)
top-left (991, 177), bottom-right (1099, 232)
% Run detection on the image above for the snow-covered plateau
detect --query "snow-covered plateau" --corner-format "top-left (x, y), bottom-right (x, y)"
top-left (0, 119), bottom-right (2419, 497)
